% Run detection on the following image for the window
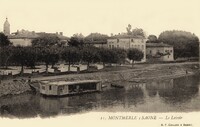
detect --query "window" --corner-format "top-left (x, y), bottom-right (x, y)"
top-left (49, 85), bottom-right (52, 90)
top-left (112, 45), bottom-right (114, 48)
top-left (170, 50), bottom-right (172, 53)
top-left (117, 39), bottom-right (119, 42)
top-left (142, 45), bottom-right (144, 50)
top-left (131, 39), bottom-right (134, 42)
top-left (109, 45), bottom-right (111, 48)
top-left (42, 86), bottom-right (45, 90)
top-left (150, 50), bottom-right (152, 54)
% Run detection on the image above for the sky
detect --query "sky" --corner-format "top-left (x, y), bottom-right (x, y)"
top-left (0, 0), bottom-right (200, 38)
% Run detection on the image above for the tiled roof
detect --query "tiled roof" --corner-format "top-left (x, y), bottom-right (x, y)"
top-left (8, 31), bottom-right (69, 40)
top-left (108, 34), bottom-right (146, 39)
top-left (84, 40), bottom-right (107, 44)
top-left (146, 42), bottom-right (172, 47)
top-left (8, 34), bottom-right (39, 39)
top-left (36, 32), bottom-right (69, 40)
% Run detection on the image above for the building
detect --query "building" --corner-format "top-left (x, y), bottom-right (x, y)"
top-left (9, 29), bottom-right (39, 46)
top-left (3, 17), bottom-right (10, 36)
top-left (9, 31), bottom-right (69, 47)
top-left (2, 18), bottom-right (69, 46)
top-left (36, 32), bottom-right (69, 46)
top-left (107, 34), bottom-right (147, 62)
top-left (84, 40), bottom-right (107, 48)
top-left (146, 42), bottom-right (174, 62)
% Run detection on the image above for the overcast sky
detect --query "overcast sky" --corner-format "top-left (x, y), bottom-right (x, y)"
top-left (0, 0), bottom-right (200, 38)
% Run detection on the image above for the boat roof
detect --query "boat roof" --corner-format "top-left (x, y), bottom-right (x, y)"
top-left (40, 80), bottom-right (101, 86)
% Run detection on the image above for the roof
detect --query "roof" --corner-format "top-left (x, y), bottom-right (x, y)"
top-left (146, 43), bottom-right (173, 47)
top-left (4, 18), bottom-right (10, 25)
top-left (36, 32), bottom-right (69, 40)
top-left (84, 40), bottom-right (107, 44)
top-left (9, 30), bottom-right (39, 39)
top-left (108, 34), bottom-right (146, 39)
top-left (8, 31), bottom-right (69, 40)
top-left (40, 80), bottom-right (101, 86)
top-left (8, 35), bottom-right (38, 39)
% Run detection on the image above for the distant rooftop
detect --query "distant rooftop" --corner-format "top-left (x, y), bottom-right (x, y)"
top-left (146, 42), bottom-right (173, 47)
top-left (9, 29), bottom-right (39, 39)
top-left (84, 40), bottom-right (107, 44)
top-left (108, 33), bottom-right (146, 39)
top-left (36, 32), bottom-right (69, 40)
top-left (8, 30), bottom-right (69, 40)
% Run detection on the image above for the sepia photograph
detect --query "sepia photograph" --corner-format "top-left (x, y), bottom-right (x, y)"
top-left (0, 0), bottom-right (200, 127)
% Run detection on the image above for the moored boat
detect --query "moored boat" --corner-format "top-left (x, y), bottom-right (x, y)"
top-left (39, 80), bottom-right (102, 96)
top-left (111, 83), bottom-right (124, 88)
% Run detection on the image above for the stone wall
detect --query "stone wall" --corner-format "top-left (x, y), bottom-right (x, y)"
top-left (0, 79), bottom-right (31, 97)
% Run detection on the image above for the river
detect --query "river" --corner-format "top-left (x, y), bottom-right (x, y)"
top-left (0, 75), bottom-right (200, 118)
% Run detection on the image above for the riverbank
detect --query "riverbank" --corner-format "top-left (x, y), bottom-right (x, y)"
top-left (0, 62), bottom-right (199, 97)
top-left (0, 79), bottom-right (31, 97)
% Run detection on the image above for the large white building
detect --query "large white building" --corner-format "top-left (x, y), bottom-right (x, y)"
top-left (107, 34), bottom-right (147, 62)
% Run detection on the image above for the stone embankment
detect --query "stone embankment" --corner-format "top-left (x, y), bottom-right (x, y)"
top-left (0, 79), bottom-right (31, 97)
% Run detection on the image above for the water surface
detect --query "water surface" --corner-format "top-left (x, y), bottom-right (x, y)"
top-left (0, 75), bottom-right (200, 118)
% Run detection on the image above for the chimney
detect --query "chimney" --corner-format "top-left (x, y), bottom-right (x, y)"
top-left (60, 32), bottom-right (63, 36)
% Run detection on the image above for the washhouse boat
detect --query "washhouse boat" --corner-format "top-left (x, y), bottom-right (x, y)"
top-left (39, 80), bottom-right (102, 96)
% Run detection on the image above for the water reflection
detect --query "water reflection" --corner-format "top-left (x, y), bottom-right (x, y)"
top-left (0, 75), bottom-right (200, 118)
top-left (146, 76), bottom-right (199, 104)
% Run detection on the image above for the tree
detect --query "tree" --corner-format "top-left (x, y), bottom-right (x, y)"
top-left (107, 49), bottom-right (119, 64)
top-left (0, 46), bottom-right (14, 68)
top-left (68, 33), bottom-right (84, 47)
top-left (126, 24), bottom-right (132, 35)
top-left (147, 35), bottom-right (159, 43)
top-left (113, 48), bottom-right (127, 64)
top-left (127, 48), bottom-right (144, 68)
top-left (32, 33), bottom-right (61, 47)
top-left (125, 24), bottom-right (146, 38)
top-left (132, 28), bottom-right (146, 38)
top-left (12, 46), bottom-right (29, 74)
top-left (81, 46), bottom-right (98, 69)
top-left (98, 48), bottom-right (111, 67)
top-left (0, 33), bottom-right (11, 47)
top-left (40, 46), bottom-right (60, 73)
top-left (98, 48), bottom-right (121, 66)
top-left (158, 30), bottom-right (199, 59)
top-left (61, 47), bottom-right (81, 71)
